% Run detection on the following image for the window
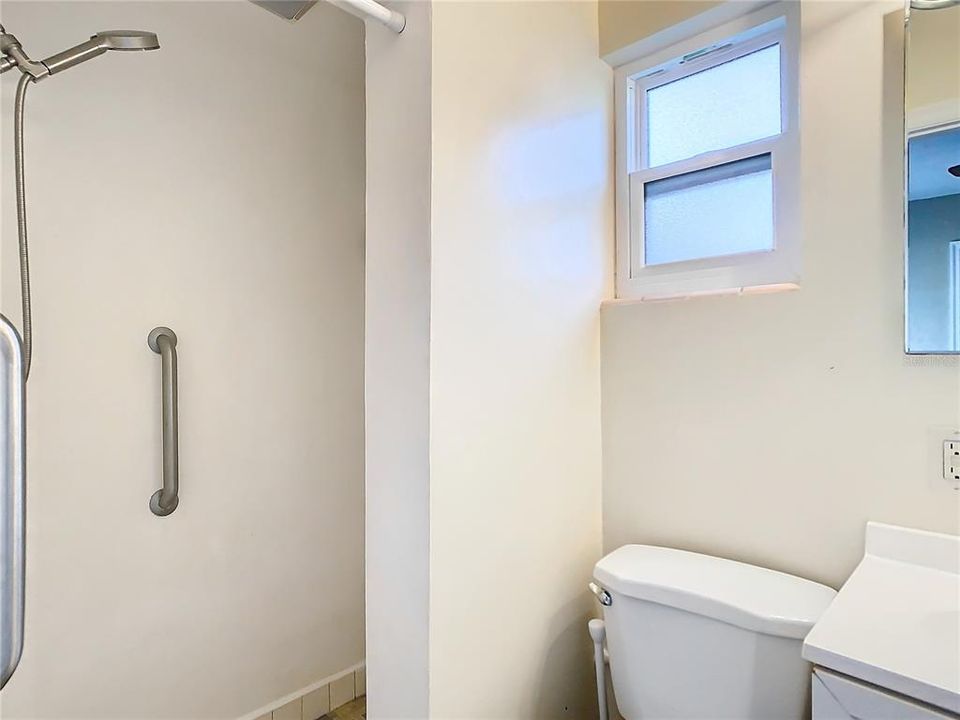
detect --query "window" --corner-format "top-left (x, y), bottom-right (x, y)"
top-left (614, 6), bottom-right (800, 300)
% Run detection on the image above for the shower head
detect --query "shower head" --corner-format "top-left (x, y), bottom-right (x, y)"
top-left (94, 30), bottom-right (160, 51)
top-left (40, 30), bottom-right (159, 77)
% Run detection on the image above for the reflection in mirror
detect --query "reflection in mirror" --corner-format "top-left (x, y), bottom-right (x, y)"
top-left (905, 0), bottom-right (960, 353)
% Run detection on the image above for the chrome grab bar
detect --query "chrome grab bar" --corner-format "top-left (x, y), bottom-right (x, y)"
top-left (0, 314), bottom-right (25, 689)
top-left (148, 327), bottom-right (179, 517)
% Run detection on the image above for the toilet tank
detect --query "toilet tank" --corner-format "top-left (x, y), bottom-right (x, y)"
top-left (594, 545), bottom-right (836, 720)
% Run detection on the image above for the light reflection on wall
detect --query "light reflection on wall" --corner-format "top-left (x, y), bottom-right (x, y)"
top-left (487, 110), bottom-right (610, 286)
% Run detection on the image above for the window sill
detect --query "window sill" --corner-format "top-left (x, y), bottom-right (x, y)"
top-left (602, 281), bottom-right (799, 307)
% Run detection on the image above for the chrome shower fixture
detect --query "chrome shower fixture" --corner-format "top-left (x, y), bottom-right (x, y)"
top-left (0, 23), bottom-right (160, 380)
top-left (41, 30), bottom-right (160, 77)
top-left (0, 21), bottom-right (159, 692)
top-left (0, 27), bottom-right (160, 81)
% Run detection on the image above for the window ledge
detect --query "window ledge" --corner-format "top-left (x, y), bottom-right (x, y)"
top-left (602, 282), bottom-right (799, 307)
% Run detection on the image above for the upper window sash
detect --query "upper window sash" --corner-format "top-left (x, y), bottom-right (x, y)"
top-left (625, 28), bottom-right (788, 176)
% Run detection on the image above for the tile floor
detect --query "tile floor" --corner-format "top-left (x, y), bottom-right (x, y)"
top-left (319, 695), bottom-right (365, 720)
top-left (258, 666), bottom-right (365, 720)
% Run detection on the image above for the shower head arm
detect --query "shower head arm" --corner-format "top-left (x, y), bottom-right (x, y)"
top-left (40, 38), bottom-right (108, 77)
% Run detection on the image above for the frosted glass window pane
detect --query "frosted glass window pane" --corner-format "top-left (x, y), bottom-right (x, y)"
top-left (646, 45), bottom-right (781, 167)
top-left (644, 155), bottom-right (773, 266)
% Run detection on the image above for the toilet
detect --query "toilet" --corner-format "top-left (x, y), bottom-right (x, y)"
top-left (592, 545), bottom-right (837, 719)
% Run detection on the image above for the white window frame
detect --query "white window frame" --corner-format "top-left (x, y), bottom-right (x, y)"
top-left (614, 3), bottom-right (801, 301)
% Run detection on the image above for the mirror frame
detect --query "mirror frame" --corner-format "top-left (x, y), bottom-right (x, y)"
top-left (903, 0), bottom-right (960, 354)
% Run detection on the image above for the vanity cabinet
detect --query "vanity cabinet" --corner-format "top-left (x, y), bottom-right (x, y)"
top-left (802, 523), bottom-right (960, 719)
top-left (813, 668), bottom-right (958, 720)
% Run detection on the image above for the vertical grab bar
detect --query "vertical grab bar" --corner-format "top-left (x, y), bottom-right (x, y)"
top-left (0, 314), bottom-right (25, 689)
top-left (148, 327), bottom-right (179, 517)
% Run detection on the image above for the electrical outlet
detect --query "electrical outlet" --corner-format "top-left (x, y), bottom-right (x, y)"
top-left (943, 435), bottom-right (960, 488)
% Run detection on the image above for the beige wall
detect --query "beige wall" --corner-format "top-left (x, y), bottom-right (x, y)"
top-left (906, 4), bottom-right (960, 122)
top-left (364, 2), bottom-right (612, 717)
top-left (0, 2), bottom-right (365, 718)
top-left (429, 2), bottom-right (612, 717)
top-left (602, 0), bottom-right (960, 590)
top-left (365, 1), bottom-right (432, 718)
top-left (599, 0), bottom-right (722, 56)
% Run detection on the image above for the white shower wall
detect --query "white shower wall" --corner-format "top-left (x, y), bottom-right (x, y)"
top-left (0, 2), bottom-right (365, 718)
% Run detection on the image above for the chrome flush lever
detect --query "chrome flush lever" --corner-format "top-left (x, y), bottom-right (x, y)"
top-left (589, 582), bottom-right (612, 606)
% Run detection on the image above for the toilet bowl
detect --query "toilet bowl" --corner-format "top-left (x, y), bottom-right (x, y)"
top-left (593, 545), bottom-right (836, 720)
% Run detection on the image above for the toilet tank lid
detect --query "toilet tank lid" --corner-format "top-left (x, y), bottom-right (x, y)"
top-left (594, 545), bottom-right (837, 640)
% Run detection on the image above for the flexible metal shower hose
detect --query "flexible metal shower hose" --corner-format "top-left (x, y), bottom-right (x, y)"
top-left (14, 72), bottom-right (33, 379)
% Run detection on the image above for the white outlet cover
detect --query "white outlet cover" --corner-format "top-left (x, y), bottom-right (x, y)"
top-left (927, 426), bottom-right (960, 491)
top-left (943, 433), bottom-right (960, 489)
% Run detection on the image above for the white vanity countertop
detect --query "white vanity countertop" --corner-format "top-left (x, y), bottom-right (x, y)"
top-left (802, 522), bottom-right (960, 714)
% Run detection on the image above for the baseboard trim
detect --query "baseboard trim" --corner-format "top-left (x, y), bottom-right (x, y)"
top-left (238, 661), bottom-right (365, 720)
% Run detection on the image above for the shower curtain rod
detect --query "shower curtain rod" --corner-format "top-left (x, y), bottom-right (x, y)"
top-left (327, 0), bottom-right (405, 32)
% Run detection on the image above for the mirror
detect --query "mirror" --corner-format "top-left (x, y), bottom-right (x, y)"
top-left (905, 0), bottom-right (960, 353)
